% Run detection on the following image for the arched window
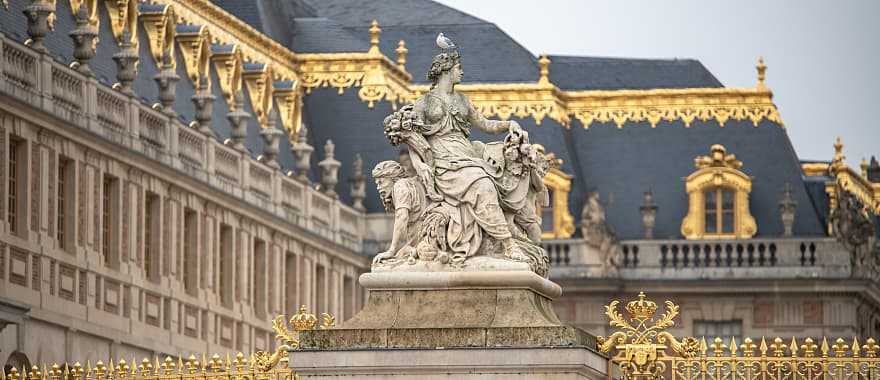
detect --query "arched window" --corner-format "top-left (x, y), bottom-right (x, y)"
top-left (681, 145), bottom-right (756, 239)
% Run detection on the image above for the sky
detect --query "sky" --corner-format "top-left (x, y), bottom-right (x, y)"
top-left (435, 0), bottom-right (879, 167)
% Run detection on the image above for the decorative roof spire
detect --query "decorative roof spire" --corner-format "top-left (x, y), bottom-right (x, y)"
top-left (395, 40), bottom-right (408, 71)
top-left (538, 54), bottom-right (551, 85)
top-left (368, 20), bottom-right (381, 55)
top-left (831, 137), bottom-right (845, 173)
top-left (756, 56), bottom-right (767, 89)
top-left (861, 157), bottom-right (869, 178)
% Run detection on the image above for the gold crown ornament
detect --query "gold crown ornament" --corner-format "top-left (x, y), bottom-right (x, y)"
top-left (289, 305), bottom-right (318, 331)
top-left (625, 292), bottom-right (658, 321)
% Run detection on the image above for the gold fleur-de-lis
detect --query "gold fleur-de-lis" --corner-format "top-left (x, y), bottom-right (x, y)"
top-left (770, 337), bottom-right (786, 357)
top-left (740, 337), bottom-right (757, 357)
top-left (832, 338), bottom-right (849, 357)
top-left (711, 337), bottom-right (727, 357)
top-left (801, 337), bottom-right (818, 358)
top-left (863, 338), bottom-right (879, 358)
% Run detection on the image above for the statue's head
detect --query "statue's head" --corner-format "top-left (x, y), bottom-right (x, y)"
top-left (427, 50), bottom-right (462, 87)
top-left (373, 160), bottom-right (407, 211)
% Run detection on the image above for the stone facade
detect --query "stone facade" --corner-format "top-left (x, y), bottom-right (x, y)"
top-left (0, 32), bottom-right (367, 367)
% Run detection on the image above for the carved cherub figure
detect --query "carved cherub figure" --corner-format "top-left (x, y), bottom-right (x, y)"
top-left (372, 160), bottom-right (426, 265)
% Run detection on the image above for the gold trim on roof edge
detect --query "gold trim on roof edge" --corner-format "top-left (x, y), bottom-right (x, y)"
top-left (822, 138), bottom-right (880, 216)
top-left (140, 0), bottom-right (783, 134)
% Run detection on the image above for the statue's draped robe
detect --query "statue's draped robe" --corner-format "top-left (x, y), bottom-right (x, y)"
top-left (413, 91), bottom-right (514, 257)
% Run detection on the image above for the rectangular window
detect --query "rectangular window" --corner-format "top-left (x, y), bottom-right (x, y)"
top-left (57, 157), bottom-right (72, 250)
top-left (7, 139), bottom-right (20, 234)
top-left (102, 175), bottom-right (119, 267)
top-left (253, 239), bottom-right (266, 316)
top-left (704, 187), bottom-right (735, 235)
top-left (144, 192), bottom-right (159, 281)
top-left (183, 208), bottom-right (198, 295)
top-left (285, 252), bottom-right (297, 314)
top-left (315, 264), bottom-right (326, 315)
top-left (219, 224), bottom-right (233, 307)
top-left (693, 319), bottom-right (742, 343)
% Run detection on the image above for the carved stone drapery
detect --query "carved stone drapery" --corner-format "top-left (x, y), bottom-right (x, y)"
top-left (68, 3), bottom-right (97, 75)
top-left (318, 140), bottom-right (340, 198)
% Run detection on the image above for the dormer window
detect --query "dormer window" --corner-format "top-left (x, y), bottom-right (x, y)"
top-left (681, 145), bottom-right (756, 239)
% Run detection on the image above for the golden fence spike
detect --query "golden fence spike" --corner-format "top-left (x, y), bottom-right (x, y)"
top-left (789, 337), bottom-right (799, 357)
top-left (129, 357), bottom-right (136, 377)
top-left (176, 355), bottom-right (183, 375)
top-left (153, 357), bottom-right (160, 376)
top-left (699, 337), bottom-right (708, 356)
top-left (759, 337), bottom-right (768, 357)
top-left (225, 353), bottom-right (232, 371)
top-left (853, 337), bottom-right (861, 358)
top-left (17, 367), bottom-right (24, 380)
top-left (821, 337), bottom-right (830, 357)
top-left (62, 363), bottom-right (69, 380)
top-left (864, 338), bottom-right (878, 358)
top-left (730, 336), bottom-right (738, 357)
top-left (200, 354), bottom-right (207, 371)
top-left (84, 360), bottom-right (91, 380)
top-left (107, 359), bottom-right (114, 379)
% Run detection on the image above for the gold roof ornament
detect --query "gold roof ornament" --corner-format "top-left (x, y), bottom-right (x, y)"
top-left (694, 144), bottom-right (742, 170)
top-left (395, 40), bottom-right (408, 71)
top-left (538, 54), bottom-right (551, 85)
top-left (368, 20), bottom-right (381, 55)
top-left (756, 56), bottom-right (767, 90)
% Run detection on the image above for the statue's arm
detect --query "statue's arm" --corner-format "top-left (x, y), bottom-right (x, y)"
top-left (468, 100), bottom-right (511, 134)
top-left (386, 208), bottom-right (410, 253)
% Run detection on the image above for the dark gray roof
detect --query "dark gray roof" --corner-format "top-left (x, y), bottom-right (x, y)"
top-left (302, 0), bottom-right (486, 27)
top-left (548, 55), bottom-right (723, 90)
top-left (291, 18), bottom-right (366, 53)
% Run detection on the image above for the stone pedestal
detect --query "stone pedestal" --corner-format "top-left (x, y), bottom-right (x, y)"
top-left (289, 271), bottom-right (607, 379)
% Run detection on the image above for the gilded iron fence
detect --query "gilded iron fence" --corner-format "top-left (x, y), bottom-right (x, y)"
top-left (0, 306), bottom-right (335, 380)
top-left (598, 293), bottom-right (880, 380)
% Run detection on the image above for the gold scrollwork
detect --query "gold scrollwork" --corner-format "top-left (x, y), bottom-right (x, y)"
top-left (210, 44), bottom-right (243, 109)
top-left (104, 0), bottom-right (138, 46)
top-left (175, 24), bottom-right (211, 88)
top-left (139, 3), bottom-right (176, 68)
top-left (598, 292), bottom-right (698, 380)
top-left (242, 63), bottom-right (274, 127)
top-left (274, 83), bottom-right (302, 135)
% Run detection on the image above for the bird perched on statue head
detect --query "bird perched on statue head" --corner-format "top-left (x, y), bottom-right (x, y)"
top-left (436, 32), bottom-right (456, 50)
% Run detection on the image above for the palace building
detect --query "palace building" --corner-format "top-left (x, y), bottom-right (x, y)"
top-left (1, 0), bottom-right (878, 369)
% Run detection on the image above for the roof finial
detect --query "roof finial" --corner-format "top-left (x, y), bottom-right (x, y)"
top-left (395, 40), bottom-right (408, 71)
top-left (538, 54), bottom-right (551, 85)
top-left (756, 56), bottom-right (767, 89)
top-left (860, 157), bottom-right (869, 178)
top-left (368, 20), bottom-right (381, 55)
top-left (831, 137), bottom-right (845, 173)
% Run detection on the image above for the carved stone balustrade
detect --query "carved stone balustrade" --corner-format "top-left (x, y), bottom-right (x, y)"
top-left (0, 32), bottom-right (365, 253)
top-left (544, 237), bottom-right (851, 280)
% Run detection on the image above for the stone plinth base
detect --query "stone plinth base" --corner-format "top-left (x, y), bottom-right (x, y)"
top-left (288, 271), bottom-right (605, 378)
top-left (290, 346), bottom-right (608, 379)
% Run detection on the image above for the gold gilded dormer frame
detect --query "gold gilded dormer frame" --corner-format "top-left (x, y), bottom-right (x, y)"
top-left (542, 167), bottom-right (576, 239)
top-left (139, 3), bottom-right (176, 67)
top-left (681, 144), bottom-right (757, 239)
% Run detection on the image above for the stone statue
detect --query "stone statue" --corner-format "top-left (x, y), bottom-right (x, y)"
top-left (373, 36), bottom-right (549, 276)
top-left (371, 160), bottom-right (426, 265)
top-left (829, 183), bottom-right (878, 278)
top-left (580, 191), bottom-right (620, 273)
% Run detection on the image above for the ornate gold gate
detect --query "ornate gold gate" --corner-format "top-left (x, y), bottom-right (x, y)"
top-left (598, 293), bottom-right (880, 380)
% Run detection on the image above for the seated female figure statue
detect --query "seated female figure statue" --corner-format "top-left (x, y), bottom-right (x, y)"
top-left (379, 38), bottom-right (548, 276)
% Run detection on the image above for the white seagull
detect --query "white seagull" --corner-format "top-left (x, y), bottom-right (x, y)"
top-left (436, 32), bottom-right (455, 49)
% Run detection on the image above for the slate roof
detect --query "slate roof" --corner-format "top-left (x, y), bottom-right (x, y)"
top-left (0, 0), bottom-right (847, 240)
